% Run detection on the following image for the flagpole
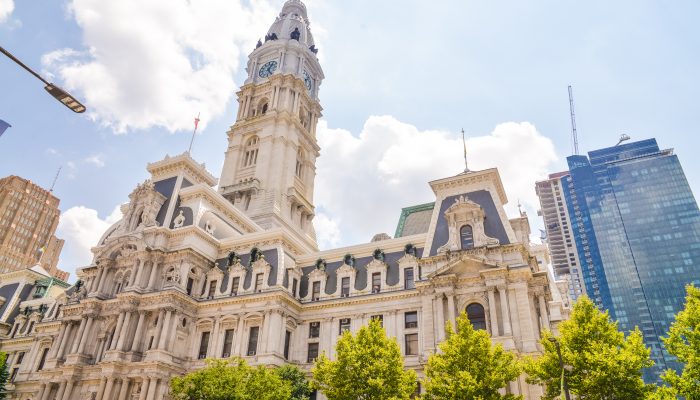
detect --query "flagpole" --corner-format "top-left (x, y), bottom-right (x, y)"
top-left (461, 128), bottom-right (470, 173)
top-left (188, 112), bottom-right (201, 154)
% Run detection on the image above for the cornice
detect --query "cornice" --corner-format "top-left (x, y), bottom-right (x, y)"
top-left (428, 168), bottom-right (508, 204)
top-left (147, 152), bottom-right (218, 186)
top-left (294, 233), bottom-right (426, 265)
top-left (178, 184), bottom-right (260, 234)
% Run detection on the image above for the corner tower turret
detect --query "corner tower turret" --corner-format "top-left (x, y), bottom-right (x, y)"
top-left (219, 0), bottom-right (323, 249)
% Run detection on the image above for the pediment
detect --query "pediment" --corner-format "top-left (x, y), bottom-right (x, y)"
top-left (429, 253), bottom-right (502, 279)
top-left (336, 263), bottom-right (356, 276)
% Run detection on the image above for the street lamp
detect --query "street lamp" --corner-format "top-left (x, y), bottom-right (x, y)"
top-left (548, 337), bottom-right (572, 400)
top-left (0, 45), bottom-right (86, 113)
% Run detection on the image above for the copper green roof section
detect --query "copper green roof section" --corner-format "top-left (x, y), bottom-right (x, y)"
top-left (394, 202), bottom-right (435, 238)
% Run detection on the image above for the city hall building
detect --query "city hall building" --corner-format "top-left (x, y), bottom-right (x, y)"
top-left (1, 1), bottom-right (570, 399)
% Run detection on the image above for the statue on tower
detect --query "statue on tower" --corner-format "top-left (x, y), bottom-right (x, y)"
top-left (290, 27), bottom-right (301, 41)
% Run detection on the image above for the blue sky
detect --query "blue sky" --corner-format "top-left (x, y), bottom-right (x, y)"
top-left (1, 0), bottom-right (699, 280)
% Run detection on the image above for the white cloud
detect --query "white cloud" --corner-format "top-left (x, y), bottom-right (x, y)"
top-left (57, 205), bottom-right (122, 279)
top-left (0, 0), bottom-right (14, 23)
top-left (42, 0), bottom-right (277, 133)
top-left (84, 154), bottom-right (105, 168)
top-left (45, 148), bottom-right (59, 155)
top-left (313, 116), bottom-right (558, 248)
top-left (314, 212), bottom-right (342, 249)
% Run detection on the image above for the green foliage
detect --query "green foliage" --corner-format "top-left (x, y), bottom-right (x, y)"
top-left (661, 284), bottom-right (700, 400)
top-left (276, 364), bottom-right (312, 400)
top-left (312, 319), bottom-right (417, 400)
top-left (169, 358), bottom-right (291, 400)
top-left (0, 352), bottom-right (8, 400)
top-left (422, 313), bottom-right (522, 400)
top-left (526, 296), bottom-right (655, 400)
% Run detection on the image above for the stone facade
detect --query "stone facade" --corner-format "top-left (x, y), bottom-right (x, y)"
top-left (1, 1), bottom-right (570, 399)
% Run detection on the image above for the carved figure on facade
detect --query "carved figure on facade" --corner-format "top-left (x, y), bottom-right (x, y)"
top-left (204, 220), bottom-right (216, 236)
top-left (438, 195), bottom-right (500, 254)
top-left (173, 210), bottom-right (186, 228)
top-left (123, 180), bottom-right (167, 231)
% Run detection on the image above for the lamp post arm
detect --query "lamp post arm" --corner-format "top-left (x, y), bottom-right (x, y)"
top-left (0, 45), bottom-right (50, 85)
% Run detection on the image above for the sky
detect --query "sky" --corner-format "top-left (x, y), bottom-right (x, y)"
top-left (1, 0), bottom-right (699, 281)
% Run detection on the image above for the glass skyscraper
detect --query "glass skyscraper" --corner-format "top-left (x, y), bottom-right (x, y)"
top-left (562, 138), bottom-right (700, 381)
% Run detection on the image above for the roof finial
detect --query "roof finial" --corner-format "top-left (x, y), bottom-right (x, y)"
top-left (462, 128), bottom-right (470, 173)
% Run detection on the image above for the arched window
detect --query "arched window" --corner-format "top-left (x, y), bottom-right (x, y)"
top-left (460, 225), bottom-right (474, 250)
top-left (258, 98), bottom-right (269, 115)
top-left (466, 303), bottom-right (486, 330)
top-left (243, 136), bottom-right (259, 168)
top-left (295, 149), bottom-right (305, 179)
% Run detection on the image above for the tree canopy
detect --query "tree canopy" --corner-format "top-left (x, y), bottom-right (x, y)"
top-left (312, 319), bottom-right (417, 400)
top-left (169, 358), bottom-right (291, 400)
top-left (526, 296), bottom-right (654, 400)
top-left (422, 312), bottom-right (522, 400)
top-left (661, 284), bottom-right (700, 400)
top-left (0, 352), bottom-right (8, 400)
top-left (276, 364), bottom-right (312, 400)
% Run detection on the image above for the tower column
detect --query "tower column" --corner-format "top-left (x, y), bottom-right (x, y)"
top-left (49, 323), bottom-right (67, 358)
top-left (434, 295), bottom-right (445, 342)
top-left (131, 311), bottom-right (147, 352)
top-left (151, 310), bottom-right (166, 350)
top-left (146, 378), bottom-right (159, 400)
top-left (70, 317), bottom-right (87, 354)
top-left (446, 292), bottom-right (456, 330)
top-left (498, 285), bottom-right (512, 336)
top-left (60, 380), bottom-right (74, 400)
top-left (488, 287), bottom-right (499, 336)
top-left (117, 311), bottom-right (133, 351)
top-left (95, 377), bottom-right (107, 400)
top-left (56, 322), bottom-right (73, 358)
top-left (138, 379), bottom-right (149, 400)
top-left (157, 309), bottom-right (173, 350)
top-left (538, 293), bottom-right (550, 330)
top-left (147, 262), bottom-right (160, 290)
top-left (77, 315), bottom-right (95, 353)
top-left (117, 378), bottom-right (131, 400)
top-left (103, 377), bottom-right (115, 400)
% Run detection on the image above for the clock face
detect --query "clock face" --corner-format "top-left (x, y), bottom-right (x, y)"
top-left (302, 70), bottom-right (313, 92)
top-left (258, 60), bottom-right (278, 78)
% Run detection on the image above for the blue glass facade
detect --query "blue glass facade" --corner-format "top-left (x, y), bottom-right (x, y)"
top-left (564, 139), bottom-right (700, 381)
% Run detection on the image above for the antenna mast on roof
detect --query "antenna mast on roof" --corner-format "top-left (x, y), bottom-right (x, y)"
top-left (568, 85), bottom-right (579, 155)
top-left (461, 128), bottom-right (470, 173)
top-left (49, 166), bottom-right (61, 192)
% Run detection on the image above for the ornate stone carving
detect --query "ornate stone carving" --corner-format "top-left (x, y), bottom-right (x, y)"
top-left (123, 180), bottom-right (167, 232)
top-left (173, 210), bottom-right (186, 228)
top-left (437, 195), bottom-right (499, 254)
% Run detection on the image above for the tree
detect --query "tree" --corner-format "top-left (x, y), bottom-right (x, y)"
top-left (422, 312), bottom-right (522, 400)
top-left (526, 296), bottom-right (655, 400)
top-left (276, 364), bottom-right (312, 400)
top-left (312, 319), bottom-right (417, 400)
top-left (661, 284), bottom-right (700, 399)
top-left (169, 358), bottom-right (291, 400)
top-left (0, 352), bottom-right (8, 400)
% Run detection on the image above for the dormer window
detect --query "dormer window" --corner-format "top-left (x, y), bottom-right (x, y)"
top-left (243, 136), bottom-right (259, 167)
top-left (311, 281), bottom-right (321, 301)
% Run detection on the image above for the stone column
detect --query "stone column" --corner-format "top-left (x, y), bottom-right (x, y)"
top-left (117, 378), bottom-right (130, 400)
top-left (77, 316), bottom-right (95, 354)
top-left (538, 293), bottom-right (550, 330)
top-left (103, 377), bottom-right (115, 400)
top-left (146, 378), bottom-right (159, 400)
top-left (157, 310), bottom-right (173, 350)
top-left (91, 268), bottom-right (103, 292)
top-left (488, 288), bottom-right (499, 336)
top-left (434, 295), bottom-right (445, 342)
top-left (166, 310), bottom-right (179, 352)
top-left (233, 316), bottom-right (246, 356)
top-left (110, 312), bottom-right (125, 351)
top-left (146, 262), bottom-right (160, 290)
top-left (421, 294), bottom-right (435, 354)
top-left (260, 312), bottom-right (270, 353)
top-left (97, 267), bottom-right (109, 294)
top-left (70, 317), bottom-right (87, 354)
top-left (131, 311), bottom-right (147, 352)
top-left (134, 262), bottom-right (146, 289)
top-left (208, 316), bottom-right (220, 356)
top-left (447, 293), bottom-right (457, 330)
top-left (129, 261), bottom-right (140, 287)
top-left (37, 383), bottom-right (49, 400)
top-left (95, 339), bottom-right (106, 362)
top-left (498, 285), bottom-right (512, 336)
top-left (50, 323), bottom-right (67, 358)
top-left (95, 377), bottom-right (107, 400)
top-left (61, 380), bottom-right (74, 400)
top-left (117, 311), bottom-right (133, 351)
top-left (138, 379), bottom-right (149, 400)
top-left (151, 310), bottom-right (165, 349)
top-left (55, 381), bottom-right (66, 400)
top-left (56, 322), bottom-right (73, 358)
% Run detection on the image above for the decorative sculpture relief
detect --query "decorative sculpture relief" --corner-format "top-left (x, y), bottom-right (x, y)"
top-left (204, 220), bottom-right (216, 236)
top-left (123, 180), bottom-right (167, 232)
top-left (173, 210), bottom-right (186, 228)
top-left (437, 195), bottom-right (500, 254)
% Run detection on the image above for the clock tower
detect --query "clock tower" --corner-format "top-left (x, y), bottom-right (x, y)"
top-left (219, 0), bottom-right (324, 249)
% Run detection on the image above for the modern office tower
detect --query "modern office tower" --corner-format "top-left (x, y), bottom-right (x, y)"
top-left (0, 176), bottom-right (69, 281)
top-left (535, 172), bottom-right (585, 300)
top-left (564, 138), bottom-right (700, 381)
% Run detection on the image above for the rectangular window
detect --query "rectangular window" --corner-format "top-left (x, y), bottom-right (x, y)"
top-left (247, 327), bottom-right (259, 356)
top-left (292, 278), bottom-right (298, 297)
top-left (405, 333), bottom-right (418, 355)
top-left (222, 329), bottom-right (235, 358)
top-left (309, 322), bottom-right (320, 338)
top-left (36, 348), bottom-right (49, 371)
top-left (312, 281), bottom-right (321, 301)
top-left (255, 274), bottom-right (263, 292)
top-left (405, 311), bottom-right (418, 329)
top-left (404, 268), bottom-right (415, 289)
top-left (198, 332), bottom-right (210, 359)
top-left (186, 278), bottom-right (194, 295)
top-left (341, 277), bottom-right (350, 297)
top-left (339, 318), bottom-right (351, 334)
top-left (307, 342), bottom-right (319, 363)
top-left (372, 272), bottom-right (381, 293)
top-left (231, 277), bottom-right (240, 296)
top-left (10, 368), bottom-right (18, 382)
top-left (284, 331), bottom-right (291, 360)
top-left (208, 280), bottom-right (217, 298)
